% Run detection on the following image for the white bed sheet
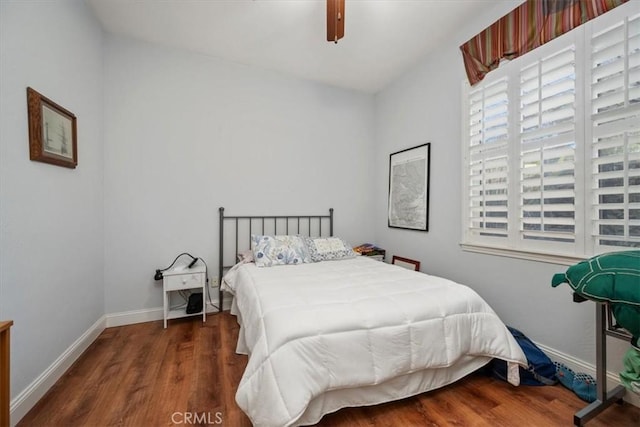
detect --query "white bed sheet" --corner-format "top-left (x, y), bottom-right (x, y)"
top-left (222, 257), bottom-right (526, 427)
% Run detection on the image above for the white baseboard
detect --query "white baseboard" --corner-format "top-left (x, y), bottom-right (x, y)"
top-left (105, 295), bottom-right (231, 328)
top-left (105, 307), bottom-right (163, 328)
top-left (536, 342), bottom-right (640, 408)
top-left (9, 315), bottom-right (106, 426)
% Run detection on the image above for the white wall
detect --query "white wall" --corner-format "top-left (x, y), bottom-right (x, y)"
top-left (0, 0), bottom-right (104, 400)
top-left (103, 36), bottom-right (376, 313)
top-left (373, 1), bottom-right (629, 373)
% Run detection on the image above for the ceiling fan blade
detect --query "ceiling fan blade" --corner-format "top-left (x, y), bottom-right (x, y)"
top-left (327, 0), bottom-right (345, 43)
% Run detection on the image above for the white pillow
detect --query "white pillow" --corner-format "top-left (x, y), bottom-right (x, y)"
top-left (303, 236), bottom-right (356, 262)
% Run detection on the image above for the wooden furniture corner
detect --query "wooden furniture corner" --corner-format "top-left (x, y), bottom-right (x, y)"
top-left (1, 320), bottom-right (13, 427)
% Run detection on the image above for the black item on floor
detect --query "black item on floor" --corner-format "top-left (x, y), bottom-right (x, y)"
top-left (186, 293), bottom-right (203, 314)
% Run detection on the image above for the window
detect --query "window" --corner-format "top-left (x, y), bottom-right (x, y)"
top-left (462, 3), bottom-right (639, 263)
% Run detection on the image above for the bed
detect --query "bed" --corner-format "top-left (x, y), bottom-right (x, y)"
top-left (218, 207), bottom-right (527, 427)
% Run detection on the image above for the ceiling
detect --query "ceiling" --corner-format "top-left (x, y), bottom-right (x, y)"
top-left (88, 0), bottom-right (505, 94)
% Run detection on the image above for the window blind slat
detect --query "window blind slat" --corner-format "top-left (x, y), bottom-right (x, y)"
top-left (592, 40), bottom-right (625, 66)
top-left (592, 56), bottom-right (625, 81)
top-left (521, 124), bottom-right (575, 144)
top-left (592, 22), bottom-right (624, 50)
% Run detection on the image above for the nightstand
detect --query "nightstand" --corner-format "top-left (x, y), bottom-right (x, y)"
top-left (162, 265), bottom-right (206, 328)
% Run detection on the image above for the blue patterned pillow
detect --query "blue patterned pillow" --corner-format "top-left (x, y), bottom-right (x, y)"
top-left (251, 235), bottom-right (311, 267)
top-left (303, 236), bottom-right (356, 262)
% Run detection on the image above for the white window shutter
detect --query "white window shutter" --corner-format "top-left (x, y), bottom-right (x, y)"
top-left (467, 77), bottom-right (510, 239)
top-left (591, 12), bottom-right (640, 249)
top-left (519, 46), bottom-right (577, 244)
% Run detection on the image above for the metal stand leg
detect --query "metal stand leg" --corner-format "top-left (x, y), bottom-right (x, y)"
top-left (573, 303), bottom-right (626, 426)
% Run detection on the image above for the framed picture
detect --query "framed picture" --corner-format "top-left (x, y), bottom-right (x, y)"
top-left (388, 143), bottom-right (430, 231)
top-left (391, 255), bottom-right (421, 271)
top-left (27, 87), bottom-right (77, 168)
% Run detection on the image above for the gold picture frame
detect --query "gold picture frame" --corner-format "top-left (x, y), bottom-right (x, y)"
top-left (27, 87), bottom-right (77, 169)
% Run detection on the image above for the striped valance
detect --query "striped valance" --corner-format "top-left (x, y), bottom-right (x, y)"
top-left (460, 0), bottom-right (629, 85)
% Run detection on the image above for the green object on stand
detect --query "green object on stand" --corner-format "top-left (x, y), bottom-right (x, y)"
top-left (620, 347), bottom-right (640, 395)
top-left (552, 250), bottom-right (640, 344)
top-left (551, 250), bottom-right (640, 305)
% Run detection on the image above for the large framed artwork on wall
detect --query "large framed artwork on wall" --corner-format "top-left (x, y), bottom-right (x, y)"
top-left (388, 143), bottom-right (430, 231)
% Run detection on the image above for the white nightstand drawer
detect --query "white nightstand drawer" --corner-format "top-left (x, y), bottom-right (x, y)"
top-left (165, 272), bottom-right (204, 291)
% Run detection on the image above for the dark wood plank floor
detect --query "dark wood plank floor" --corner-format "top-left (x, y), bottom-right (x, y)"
top-left (19, 313), bottom-right (640, 426)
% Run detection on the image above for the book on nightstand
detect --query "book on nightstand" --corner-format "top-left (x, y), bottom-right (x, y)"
top-left (353, 243), bottom-right (386, 261)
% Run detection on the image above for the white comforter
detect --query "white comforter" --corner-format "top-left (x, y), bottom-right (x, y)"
top-left (222, 257), bottom-right (526, 427)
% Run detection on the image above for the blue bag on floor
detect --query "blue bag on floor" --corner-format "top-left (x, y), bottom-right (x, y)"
top-left (491, 326), bottom-right (557, 386)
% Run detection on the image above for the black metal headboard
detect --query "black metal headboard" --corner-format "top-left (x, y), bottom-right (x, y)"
top-left (218, 207), bottom-right (334, 312)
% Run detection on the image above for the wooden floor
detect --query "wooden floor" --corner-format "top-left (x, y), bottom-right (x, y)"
top-left (19, 313), bottom-right (640, 426)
